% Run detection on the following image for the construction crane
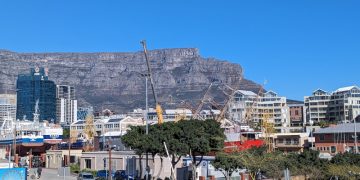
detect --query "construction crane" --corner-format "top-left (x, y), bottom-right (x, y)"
top-left (261, 110), bottom-right (275, 152)
top-left (244, 84), bottom-right (265, 128)
top-left (141, 40), bottom-right (164, 124)
top-left (193, 83), bottom-right (213, 119)
top-left (215, 84), bottom-right (239, 123)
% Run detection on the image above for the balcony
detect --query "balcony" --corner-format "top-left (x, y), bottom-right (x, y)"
top-left (276, 141), bottom-right (302, 148)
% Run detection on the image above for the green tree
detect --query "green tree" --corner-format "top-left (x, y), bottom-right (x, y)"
top-left (177, 119), bottom-right (225, 180)
top-left (63, 128), bottom-right (70, 138)
top-left (121, 125), bottom-right (147, 178)
top-left (212, 152), bottom-right (243, 180)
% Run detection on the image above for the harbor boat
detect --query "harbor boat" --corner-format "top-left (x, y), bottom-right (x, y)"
top-left (0, 113), bottom-right (44, 156)
top-left (42, 122), bottom-right (63, 145)
top-left (0, 100), bottom-right (63, 156)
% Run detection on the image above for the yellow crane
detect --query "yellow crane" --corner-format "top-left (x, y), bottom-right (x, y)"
top-left (141, 40), bottom-right (164, 124)
top-left (83, 114), bottom-right (96, 151)
top-left (261, 110), bottom-right (275, 153)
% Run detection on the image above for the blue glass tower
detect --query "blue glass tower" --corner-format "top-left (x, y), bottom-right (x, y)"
top-left (16, 67), bottom-right (57, 122)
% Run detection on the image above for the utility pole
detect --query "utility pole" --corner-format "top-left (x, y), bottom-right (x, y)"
top-left (144, 74), bottom-right (150, 180)
top-left (108, 139), bottom-right (112, 180)
top-left (13, 123), bottom-right (16, 164)
top-left (8, 144), bottom-right (11, 168)
top-left (68, 128), bottom-right (71, 167)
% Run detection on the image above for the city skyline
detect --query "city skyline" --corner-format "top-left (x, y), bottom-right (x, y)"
top-left (1, 1), bottom-right (360, 101)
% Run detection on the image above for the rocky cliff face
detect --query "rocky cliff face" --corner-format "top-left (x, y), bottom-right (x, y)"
top-left (0, 48), bottom-right (261, 113)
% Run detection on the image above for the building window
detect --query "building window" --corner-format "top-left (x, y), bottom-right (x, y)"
top-left (293, 139), bottom-right (299, 145)
top-left (285, 138), bottom-right (291, 145)
top-left (295, 110), bottom-right (299, 116)
top-left (319, 134), bottom-right (325, 141)
top-left (85, 159), bottom-right (91, 169)
top-left (331, 146), bottom-right (336, 153)
top-left (70, 156), bottom-right (75, 163)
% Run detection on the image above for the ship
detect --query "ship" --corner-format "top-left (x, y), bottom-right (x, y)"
top-left (0, 113), bottom-right (44, 156)
top-left (0, 100), bottom-right (63, 156)
top-left (42, 122), bottom-right (63, 145)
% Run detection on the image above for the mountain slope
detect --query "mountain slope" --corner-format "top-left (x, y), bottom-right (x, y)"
top-left (0, 48), bottom-right (261, 113)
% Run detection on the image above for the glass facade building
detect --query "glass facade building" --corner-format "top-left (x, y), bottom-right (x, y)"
top-left (16, 67), bottom-right (57, 122)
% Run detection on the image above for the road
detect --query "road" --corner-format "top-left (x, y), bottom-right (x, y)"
top-left (27, 168), bottom-right (77, 180)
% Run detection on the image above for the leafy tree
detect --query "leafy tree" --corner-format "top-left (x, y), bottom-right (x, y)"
top-left (177, 119), bottom-right (225, 180)
top-left (327, 164), bottom-right (360, 180)
top-left (121, 125), bottom-right (147, 178)
top-left (212, 152), bottom-right (243, 180)
top-left (122, 119), bottom-right (225, 180)
top-left (63, 128), bottom-right (70, 138)
top-left (331, 152), bottom-right (360, 166)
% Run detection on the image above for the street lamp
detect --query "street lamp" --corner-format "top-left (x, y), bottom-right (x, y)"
top-left (135, 71), bottom-right (150, 179)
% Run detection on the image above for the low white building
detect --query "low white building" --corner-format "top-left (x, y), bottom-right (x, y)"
top-left (70, 116), bottom-right (144, 137)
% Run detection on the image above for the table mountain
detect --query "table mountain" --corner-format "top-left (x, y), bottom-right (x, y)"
top-left (0, 48), bottom-right (261, 113)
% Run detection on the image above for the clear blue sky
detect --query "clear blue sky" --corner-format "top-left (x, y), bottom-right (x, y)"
top-left (1, 1), bottom-right (360, 100)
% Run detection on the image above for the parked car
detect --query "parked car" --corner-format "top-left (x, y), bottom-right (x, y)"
top-left (113, 170), bottom-right (138, 180)
top-left (77, 172), bottom-right (95, 180)
top-left (96, 170), bottom-right (115, 179)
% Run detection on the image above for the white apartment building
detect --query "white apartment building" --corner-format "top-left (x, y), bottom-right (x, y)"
top-left (329, 86), bottom-right (360, 122)
top-left (56, 85), bottom-right (77, 125)
top-left (229, 90), bottom-right (290, 130)
top-left (0, 94), bottom-right (16, 121)
top-left (305, 86), bottom-right (360, 124)
top-left (304, 89), bottom-right (331, 124)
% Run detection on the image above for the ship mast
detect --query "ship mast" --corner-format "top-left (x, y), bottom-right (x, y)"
top-left (33, 99), bottom-right (40, 125)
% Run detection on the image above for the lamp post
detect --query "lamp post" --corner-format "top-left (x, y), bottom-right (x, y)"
top-left (108, 137), bottom-right (114, 180)
top-left (68, 126), bottom-right (72, 167)
top-left (140, 72), bottom-right (150, 180)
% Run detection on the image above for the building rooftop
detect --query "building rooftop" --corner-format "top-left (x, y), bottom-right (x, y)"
top-left (165, 109), bottom-right (192, 114)
top-left (287, 99), bottom-right (304, 105)
top-left (235, 90), bottom-right (257, 96)
top-left (74, 120), bottom-right (85, 125)
top-left (314, 123), bottom-right (360, 134)
top-left (334, 86), bottom-right (359, 93)
top-left (108, 118), bottom-right (122, 123)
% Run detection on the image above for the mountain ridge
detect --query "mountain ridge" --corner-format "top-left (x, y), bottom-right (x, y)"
top-left (0, 48), bottom-right (261, 113)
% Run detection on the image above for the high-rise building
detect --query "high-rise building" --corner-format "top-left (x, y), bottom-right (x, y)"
top-left (56, 85), bottom-right (77, 124)
top-left (0, 94), bottom-right (16, 121)
top-left (304, 86), bottom-right (360, 124)
top-left (229, 90), bottom-right (290, 131)
top-left (16, 67), bottom-right (57, 121)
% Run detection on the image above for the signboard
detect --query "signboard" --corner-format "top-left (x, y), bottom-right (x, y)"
top-left (0, 168), bottom-right (26, 180)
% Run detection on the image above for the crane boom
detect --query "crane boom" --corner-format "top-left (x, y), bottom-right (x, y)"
top-left (141, 40), bottom-right (164, 124)
top-left (193, 83), bottom-right (213, 119)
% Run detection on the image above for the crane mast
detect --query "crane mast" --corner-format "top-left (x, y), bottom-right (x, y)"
top-left (141, 40), bottom-right (164, 124)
